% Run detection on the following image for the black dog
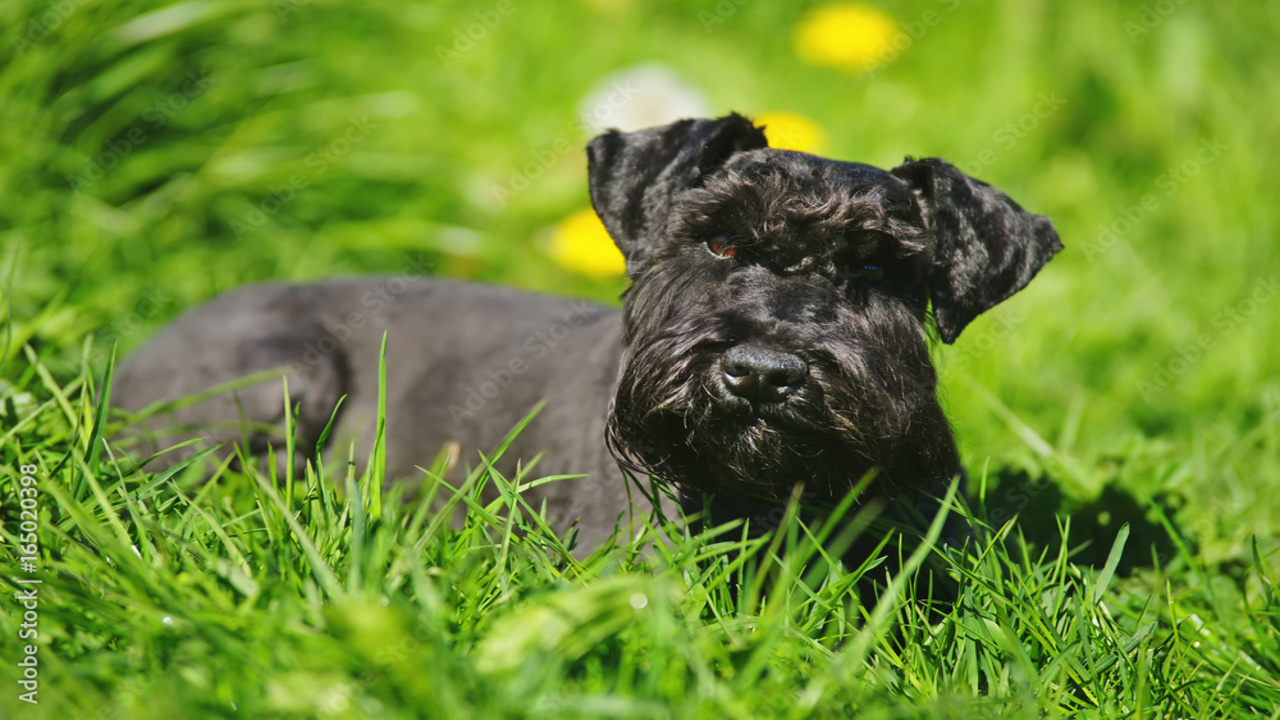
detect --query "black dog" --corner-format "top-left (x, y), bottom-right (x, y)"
top-left (114, 114), bottom-right (1060, 560)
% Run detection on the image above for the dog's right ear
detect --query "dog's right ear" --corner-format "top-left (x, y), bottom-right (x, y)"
top-left (587, 113), bottom-right (768, 277)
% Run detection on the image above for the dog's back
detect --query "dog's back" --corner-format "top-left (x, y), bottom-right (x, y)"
top-left (114, 277), bottom-right (650, 549)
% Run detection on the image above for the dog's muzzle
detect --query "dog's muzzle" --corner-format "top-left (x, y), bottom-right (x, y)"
top-left (718, 344), bottom-right (808, 405)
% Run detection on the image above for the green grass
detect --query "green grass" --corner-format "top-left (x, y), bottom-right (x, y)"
top-left (2, 0), bottom-right (1279, 717)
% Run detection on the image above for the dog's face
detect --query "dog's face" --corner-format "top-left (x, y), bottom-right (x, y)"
top-left (588, 114), bottom-right (1061, 501)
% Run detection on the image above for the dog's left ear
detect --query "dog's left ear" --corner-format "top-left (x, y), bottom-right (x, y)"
top-left (588, 113), bottom-right (768, 277)
top-left (891, 158), bottom-right (1063, 344)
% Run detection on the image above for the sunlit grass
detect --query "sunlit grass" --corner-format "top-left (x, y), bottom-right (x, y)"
top-left (3, 346), bottom-right (1277, 717)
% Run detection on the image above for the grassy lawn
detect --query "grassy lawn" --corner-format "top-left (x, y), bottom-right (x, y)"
top-left (2, 0), bottom-right (1278, 717)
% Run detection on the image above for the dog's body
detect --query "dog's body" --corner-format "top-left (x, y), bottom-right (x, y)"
top-left (114, 278), bottom-right (654, 550)
top-left (115, 114), bottom-right (1061, 560)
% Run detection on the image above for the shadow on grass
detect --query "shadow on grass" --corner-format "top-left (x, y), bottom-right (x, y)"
top-left (981, 468), bottom-right (1188, 575)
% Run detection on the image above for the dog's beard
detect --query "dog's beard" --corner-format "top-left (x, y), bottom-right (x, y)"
top-left (606, 326), bottom-right (959, 501)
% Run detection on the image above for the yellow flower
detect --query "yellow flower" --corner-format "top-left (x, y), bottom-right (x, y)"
top-left (755, 111), bottom-right (827, 154)
top-left (548, 207), bottom-right (626, 278)
top-left (793, 4), bottom-right (901, 74)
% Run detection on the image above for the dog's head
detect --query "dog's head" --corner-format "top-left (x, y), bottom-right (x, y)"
top-left (589, 114), bottom-right (1061, 500)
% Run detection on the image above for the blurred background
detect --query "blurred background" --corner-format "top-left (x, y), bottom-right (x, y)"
top-left (2, 0), bottom-right (1276, 567)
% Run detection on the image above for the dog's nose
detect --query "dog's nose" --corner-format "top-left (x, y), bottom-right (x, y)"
top-left (721, 345), bottom-right (807, 403)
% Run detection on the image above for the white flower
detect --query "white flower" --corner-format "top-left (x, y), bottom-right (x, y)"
top-left (579, 62), bottom-right (712, 134)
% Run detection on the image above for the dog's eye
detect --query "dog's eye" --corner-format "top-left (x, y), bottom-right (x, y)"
top-left (850, 265), bottom-right (886, 283)
top-left (706, 236), bottom-right (738, 259)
